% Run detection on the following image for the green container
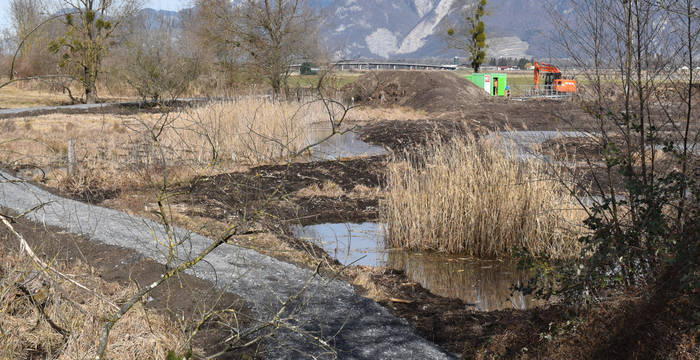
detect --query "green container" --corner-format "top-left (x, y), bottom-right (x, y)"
top-left (465, 73), bottom-right (508, 96)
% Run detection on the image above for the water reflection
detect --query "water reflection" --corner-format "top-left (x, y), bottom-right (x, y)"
top-left (293, 222), bottom-right (534, 311)
top-left (293, 222), bottom-right (386, 266)
top-left (305, 128), bottom-right (388, 160)
top-left (386, 252), bottom-right (532, 311)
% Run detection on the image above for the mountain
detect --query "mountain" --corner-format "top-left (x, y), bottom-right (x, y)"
top-left (137, 0), bottom-right (572, 61)
top-left (319, 0), bottom-right (573, 60)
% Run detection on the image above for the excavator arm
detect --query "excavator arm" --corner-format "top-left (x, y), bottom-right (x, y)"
top-left (534, 61), bottom-right (561, 89)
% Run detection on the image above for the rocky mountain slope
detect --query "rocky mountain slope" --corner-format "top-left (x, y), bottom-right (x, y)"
top-left (319, 0), bottom-right (572, 60)
top-left (141, 0), bottom-right (572, 60)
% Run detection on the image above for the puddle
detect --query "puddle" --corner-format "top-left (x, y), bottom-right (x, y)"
top-left (293, 222), bottom-right (534, 311)
top-left (293, 222), bottom-right (387, 266)
top-left (488, 131), bottom-right (593, 161)
top-left (305, 128), bottom-right (388, 160)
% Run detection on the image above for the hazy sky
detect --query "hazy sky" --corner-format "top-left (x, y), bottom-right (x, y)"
top-left (0, 0), bottom-right (193, 31)
top-left (144, 0), bottom-right (192, 12)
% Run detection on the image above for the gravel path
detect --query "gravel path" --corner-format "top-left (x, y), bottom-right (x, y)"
top-left (0, 170), bottom-right (454, 359)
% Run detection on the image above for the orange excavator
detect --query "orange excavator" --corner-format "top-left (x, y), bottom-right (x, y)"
top-left (534, 61), bottom-right (577, 93)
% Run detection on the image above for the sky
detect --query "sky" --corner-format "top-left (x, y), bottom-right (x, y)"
top-left (0, 0), bottom-right (193, 32)
top-left (143, 0), bottom-right (192, 12)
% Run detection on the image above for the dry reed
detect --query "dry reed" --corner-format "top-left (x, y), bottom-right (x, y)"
top-left (0, 254), bottom-right (188, 359)
top-left (0, 98), bottom-right (335, 195)
top-left (173, 98), bottom-right (332, 164)
top-left (381, 133), bottom-right (586, 259)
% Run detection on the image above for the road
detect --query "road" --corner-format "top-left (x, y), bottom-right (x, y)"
top-left (0, 170), bottom-right (454, 359)
top-left (0, 97), bottom-right (272, 119)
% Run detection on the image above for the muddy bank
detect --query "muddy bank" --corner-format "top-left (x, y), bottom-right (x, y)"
top-left (0, 208), bottom-right (255, 358)
top-left (354, 266), bottom-right (699, 359)
top-left (178, 156), bottom-right (386, 227)
top-left (359, 119), bottom-right (471, 152)
top-left (356, 100), bottom-right (595, 152)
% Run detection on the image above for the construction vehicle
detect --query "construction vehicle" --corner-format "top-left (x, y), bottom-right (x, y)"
top-left (534, 61), bottom-right (577, 94)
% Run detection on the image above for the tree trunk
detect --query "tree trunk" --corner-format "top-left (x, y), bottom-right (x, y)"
top-left (84, 68), bottom-right (97, 104)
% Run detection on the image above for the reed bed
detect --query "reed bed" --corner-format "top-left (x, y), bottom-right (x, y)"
top-left (174, 98), bottom-right (332, 164)
top-left (0, 98), bottom-right (335, 194)
top-left (382, 133), bottom-right (586, 259)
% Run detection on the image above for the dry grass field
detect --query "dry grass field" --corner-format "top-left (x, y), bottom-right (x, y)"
top-left (0, 98), bottom-right (355, 195)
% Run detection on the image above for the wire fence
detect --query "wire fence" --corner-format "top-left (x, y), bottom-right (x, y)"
top-left (508, 85), bottom-right (576, 100)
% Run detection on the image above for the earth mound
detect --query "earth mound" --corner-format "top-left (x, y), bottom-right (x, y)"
top-left (343, 71), bottom-right (488, 113)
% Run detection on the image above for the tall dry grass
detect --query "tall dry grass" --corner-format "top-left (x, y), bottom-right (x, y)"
top-left (173, 98), bottom-right (333, 164)
top-left (0, 254), bottom-right (188, 359)
top-left (382, 133), bottom-right (586, 259)
top-left (0, 98), bottom-right (336, 195)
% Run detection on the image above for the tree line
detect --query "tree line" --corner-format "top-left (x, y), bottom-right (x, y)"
top-left (1, 0), bottom-right (322, 103)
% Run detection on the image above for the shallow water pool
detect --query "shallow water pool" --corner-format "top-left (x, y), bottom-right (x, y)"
top-left (293, 222), bottom-right (534, 311)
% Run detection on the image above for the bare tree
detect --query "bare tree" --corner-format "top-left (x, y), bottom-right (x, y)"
top-left (523, 0), bottom-right (700, 302)
top-left (48, 0), bottom-right (142, 103)
top-left (120, 12), bottom-right (202, 102)
top-left (10, 0), bottom-right (46, 58)
top-left (194, 0), bottom-right (321, 96)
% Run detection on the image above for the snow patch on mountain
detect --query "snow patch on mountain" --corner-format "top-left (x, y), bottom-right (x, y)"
top-left (414, 0), bottom-right (434, 17)
top-left (365, 28), bottom-right (399, 58)
top-left (397, 0), bottom-right (455, 55)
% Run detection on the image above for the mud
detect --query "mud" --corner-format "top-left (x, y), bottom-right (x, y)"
top-left (178, 156), bottom-right (386, 227)
top-left (0, 99), bottom-right (213, 120)
top-left (359, 119), bottom-right (472, 152)
top-left (0, 208), bottom-right (256, 358)
top-left (357, 100), bottom-right (596, 153)
top-left (343, 71), bottom-right (487, 113)
top-left (355, 266), bottom-right (699, 359)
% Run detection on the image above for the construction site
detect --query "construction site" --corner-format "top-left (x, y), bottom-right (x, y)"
top-left (0, 0), bottom-right (697, 358)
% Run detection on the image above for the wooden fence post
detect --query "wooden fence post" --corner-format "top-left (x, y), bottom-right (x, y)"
top-left (67, 139), bottom-right (75, 176)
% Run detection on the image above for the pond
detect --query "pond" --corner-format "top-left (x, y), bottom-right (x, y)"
top-left (305, 128), bottom-right (388, 160)
top-left (292, 222), bottom-right (534, 311)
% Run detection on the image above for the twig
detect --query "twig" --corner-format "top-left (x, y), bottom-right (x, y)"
top-left (0, 213), bottom-right (119, 311)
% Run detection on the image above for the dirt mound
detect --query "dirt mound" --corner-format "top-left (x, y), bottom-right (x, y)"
top-left (343, 71), bottom-right (487, 113)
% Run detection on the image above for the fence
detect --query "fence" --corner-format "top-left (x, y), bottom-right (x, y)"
top-left (508, 85), bottom-right (576, 100)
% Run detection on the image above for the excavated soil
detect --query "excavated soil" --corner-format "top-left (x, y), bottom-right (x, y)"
top-left (177, 156), bottom-right (387, 227)
top-left (343, 71), bottom-right (488, 113)
top-left (359, 119), bottom-right (472, 152)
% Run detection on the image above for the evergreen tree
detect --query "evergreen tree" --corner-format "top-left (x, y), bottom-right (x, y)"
top-left (49, 0), bottom-right (140, 104)
top-left (447, 0), bottom-right (488, 73)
